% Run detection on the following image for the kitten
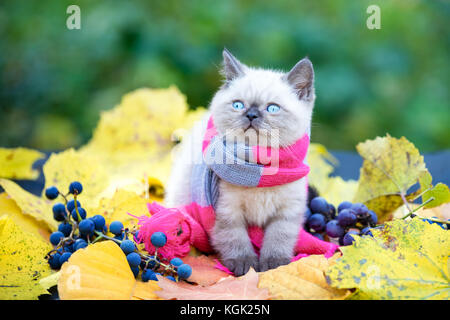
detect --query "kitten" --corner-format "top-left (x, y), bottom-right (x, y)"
top-left (165, 49), bottom-right (315, 276)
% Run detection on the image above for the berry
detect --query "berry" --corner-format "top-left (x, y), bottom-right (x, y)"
top-left (337, 201), bottom-right (353, 212)
top-left (71, 207), bottom-right (86, 221)
top-left (48, 253), bottom-right (62, 269)
top-left (361, 227), bottom-right (373, 236)
top-left (50, 231), bottom-right (65, 246)
top-left (177, 264), bottom-right (192, 279)
top-left (368, 210), bottom-right (378, 225)
top-left (351, 203), bottom-right (368, 215)
top-left (312, 232), bottom-right (324, 241)
top-left (59, 252), bottom-right (72, 265)
top-left (167, 276), bottom-right (176, 282)
top-left (326, 220), bottom-right (345, 238)
top-left (114, 233), bottom-right (125, 241)
top-left (78, 219), bottom-right (95, 236)
top-left (310, 197), bottom-right (329, 214)
top-left (126, 252), bottom-right (141, 267)
top-left (91, 215), bottom-right (106, 231)
top-left (52, 203), bottom-right (67, 222)
top-left (109, 221), bottom-right (123, 235)
top-left (328, 204), bottom-right (336, 218)
top-left (151, 232), bottom-right (167, 248)
top-left (67, 200), bottom-right (81, 213)
top-left (304, 207), bottom-right (312, 220)
top-left (120, 240), bottom-right (136, 255)
top-left (147, 256), bottom-right (159, 269)
top-left (170, 258), bottom-right (183, 267)
top-left (343, 231), bottom-right (359, 246)
top-left (337, 209), bottom-right (357, 227)
top-left (307, 213), bottom-right (326, 232)
top-left (141, 269), bottom-right (158, 282)
top-left (69, 181), bottom-right (83, 195)
top-left (131, 266), bottom-right (140, 278)
top-left (58, 222), bottom-right (72, 237)
top-left (74, 239), bottom-right (88, 251)
top-left (45, 186), bottom-right (59, 200)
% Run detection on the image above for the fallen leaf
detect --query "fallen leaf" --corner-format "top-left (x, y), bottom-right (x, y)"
top-left (0, 215), bottom-right (53, 300)
top-left (155, 268), bottom-right (270, 300)
top-left (0, 147), bottom-right (45, 180)
top-left (419, 171), bottom-right (450, 209)
top-left (353, 135), bottom-right (428, 222)
top-left (258, 254), bottom-right (350, 300)
top-left (326, 218), bottom-right (450, 299)
top-left (58, 241), bottom-right (136, 300)
top-left (132, 280), bottom-right (161, 300)
top-left (0, 179), bottom-right (57, 231)
top-left (181, 255), bottom-right (230, 286)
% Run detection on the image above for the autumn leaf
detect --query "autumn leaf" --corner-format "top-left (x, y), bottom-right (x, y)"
top-left (0, 215), bottom-right (53, 300)
top-left (0, 179), bottom-right (57, 231)
top-left (155, 268), bottom-right (270, 300)
top-left (326, 218), bottom-right (450, 299)
top-left (180, 255), bottom-right (230, 286)
top-left (0, 147), bottom-right (45, 180)
top-left (258, 254), bottom-right (350, 300)
top-left (307, 143), bottom-right (358, 207)
top-left (419, 171), bottom-right (450, 209)
top-left (58, 241), bottom-right (136, 300)
top-left (0, 192), bottom-right (51, 240)
top-left (353, 135), bottom-right (428, 222)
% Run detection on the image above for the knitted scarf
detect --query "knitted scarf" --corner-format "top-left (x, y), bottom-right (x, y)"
top-left (134, 117), bottom-right (338, 270)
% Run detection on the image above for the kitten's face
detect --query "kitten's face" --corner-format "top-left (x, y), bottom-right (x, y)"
top-left (210, 50), bottom-right (315, 148)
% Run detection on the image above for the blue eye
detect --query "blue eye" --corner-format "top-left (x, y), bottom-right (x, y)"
top-left (232, 101), bottom-right (245, 110)
top-left (266, 104), bottom-right (280, 113)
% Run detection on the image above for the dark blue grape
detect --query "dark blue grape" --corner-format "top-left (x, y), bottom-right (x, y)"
top-left (120, 240), bottom-right (136, 255)
top-left (343, 231), bottom-right (359, 246)
top-left (59, 252), bottom-right (72, 265)
top-left (337, 201), bottom-right (353, 212)
top-left (141, 269), bottom-right (158, 282)
top-left (78, 219), bottom-right (95, 236)
top-left (52, 203), bottom-right (67, 221)
top-left (48, 253), bottom-right (62, 269)
top-left (69, 181), bottom-right (83, 195)
top-left (307, 213), bottom-right (326, 232)
top-left (91, 215), bottom-right (106, 231)
top-left (50, 231), bottom-right (65, 245)
top-left (71, 207), bottom-right (86, 221)
top-left (45, 186), bottom-right (59, 200)
top-left (151, 232), bottom-right (167, 247)
top-left (109, 221), bottom-right (123, 235)
top-left (351, 203), bottom-right (368, 215)
top-left (67, 199), bottom-right (81, 213)
top-left (170, 258), bottom-right (183, 267)
top-left (368, 210), bottom-right (378, 225)
top-left (311, 232), bottom-right (324, 241)
top-left (361, 227), bottom-right (373, 237)
top-left (328, 204), bottom-right (336, 218)
top-left (177, 264), bottom-right (192, 279)
top-left (114, 233), bottom-right (125, 241)
top-left (166, 276), bottom-right (176, 282)
top-left (74, 239), bottom-right (88, 251)
top-left (326, 220), bottom-right (345, 238)
top-left (131, 266), bottom-right (140, 278)
top-left (310, 197), bottom-right (329, 214)
top-left (58, 222), bottom-right (72, 237)
top-left (126, 252), bottom-right (141, 267)
top-left (304, 207), bottom-right (312, 220)
top-left (337, 209), bottom-right (357, 227)
top-left (147, 256), bottom-right (159, 269)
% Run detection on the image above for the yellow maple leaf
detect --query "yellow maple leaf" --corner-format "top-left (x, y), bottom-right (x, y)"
top-left (353, 135), bottom-right (428, 222)
top-left (0, 192), bottom-right (51, 240)
top-left (326, 218), bottom-right (450, 300)
top-left (0, 147), bottom-right (45, 180)
top-left (258, 254), bottom-right (351, 300)
top-left (92, 189), bottom-right (150, 230)
top-left (0, 215), bottom-right (53, 300)
top-left (0, 179), bottom-right (57, 231)
top-left (307, 143), bottom-right (358, 207)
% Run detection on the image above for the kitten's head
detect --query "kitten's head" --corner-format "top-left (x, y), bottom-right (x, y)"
top-left (210, 49), bottom-right (315, 148)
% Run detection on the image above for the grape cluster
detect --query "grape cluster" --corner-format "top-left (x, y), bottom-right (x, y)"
top-left (44, 181), bottom-right (192, 282)
top-left (305, 197), bottom-right (378, 246)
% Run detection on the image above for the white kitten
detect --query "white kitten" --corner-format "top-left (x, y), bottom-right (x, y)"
top-left (165, 49), bottom-right (315, 275)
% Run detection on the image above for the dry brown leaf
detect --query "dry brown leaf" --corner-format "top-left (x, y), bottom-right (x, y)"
top-left (181, 255), bottom-right (229, 286)
top-left (155, 268), bottom-right (270, 300)
top-left (258, 254), bottom-right (350, 300)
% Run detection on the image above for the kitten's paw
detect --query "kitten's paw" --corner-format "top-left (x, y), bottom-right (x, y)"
top-left (222, 255), bottom-right (259, 277)
top-left (258, 254), bottom-right (291, 272)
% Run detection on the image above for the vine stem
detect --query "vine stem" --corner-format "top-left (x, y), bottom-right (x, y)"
top-left (400, 197), bottom-right (450, 225)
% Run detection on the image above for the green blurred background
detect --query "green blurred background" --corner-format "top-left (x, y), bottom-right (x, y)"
top-left (0, 0), bottom-right (449, 151)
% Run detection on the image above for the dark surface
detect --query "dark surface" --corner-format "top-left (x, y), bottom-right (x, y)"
top-left (2, 150), bottom-right (450, 197)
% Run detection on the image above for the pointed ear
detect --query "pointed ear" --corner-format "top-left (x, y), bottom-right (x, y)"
top-left (222, 48), bottom-right (246, 82)
top-left (284, 57), bottom-right (314, 101)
